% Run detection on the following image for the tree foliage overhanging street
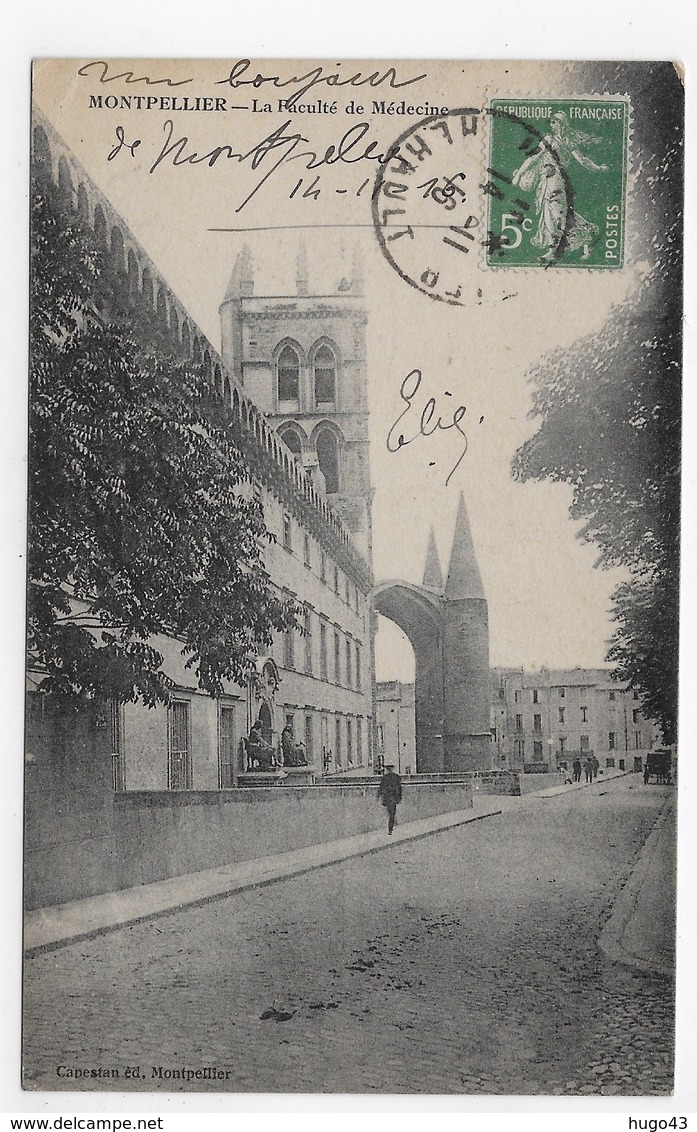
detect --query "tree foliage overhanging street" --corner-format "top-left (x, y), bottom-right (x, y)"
top-left (512, 64), bottom-right (682, 743)
top-left (29, 177), bottom-right (298, 708)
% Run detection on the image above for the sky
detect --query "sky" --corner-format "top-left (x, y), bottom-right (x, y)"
top-left (33, 58), bottom-right (647, 681)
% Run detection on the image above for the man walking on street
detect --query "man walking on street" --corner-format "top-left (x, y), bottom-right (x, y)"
top-left (377, 763), bottom-right (402, 835)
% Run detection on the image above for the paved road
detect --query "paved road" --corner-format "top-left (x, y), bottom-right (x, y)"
top-left (23, 776), bottom-right (674, 1095)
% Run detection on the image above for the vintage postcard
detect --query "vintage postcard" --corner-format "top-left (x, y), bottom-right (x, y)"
top-left (24, 59), bottom-right (682, 1096)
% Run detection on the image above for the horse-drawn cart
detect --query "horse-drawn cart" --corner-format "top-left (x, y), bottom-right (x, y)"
top-left (643, 749), bottom-right (673, 785)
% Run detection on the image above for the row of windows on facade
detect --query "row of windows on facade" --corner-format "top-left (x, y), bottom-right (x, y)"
top-left (500, 732), bottom-right (646, 756)
top-left (321, 713), bottom-right (365, 776)
top-left (504, 686), bottom-right (641, 703)
top-left (277, 342), bottom-right (338, 411)
top-left (514, 706), bottom-right (644, 729)
top-left (283, 513), bottom-right (362, 612)
top-left (283, 612), bottom-right (362, 689)
top-left (110, 700), bottom-right (367, 792)
top-left (496, 750), bottom-right (633, 773)
top-left (506, 739), bottom-right (633, 771)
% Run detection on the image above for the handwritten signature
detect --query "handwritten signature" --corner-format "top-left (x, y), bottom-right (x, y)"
top-left (215, 59), bottom-right (426, 109)
top-left (109, 118), bottom-right (401, 213)
top-left (387, 370), bottom-right (483, 487)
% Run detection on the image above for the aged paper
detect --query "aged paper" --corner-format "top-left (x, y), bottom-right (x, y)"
top-left (24, 59), bottom-right (681, 1096)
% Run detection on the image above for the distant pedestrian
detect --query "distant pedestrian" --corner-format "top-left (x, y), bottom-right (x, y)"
top-left (572, 758), bottom-right (582, 783)
top-left (584, 756), bottom-right (594, 783)
top-left (592, 755), bottom-right (600, 780)
top-left (377, 763), bottom-right (402, 835)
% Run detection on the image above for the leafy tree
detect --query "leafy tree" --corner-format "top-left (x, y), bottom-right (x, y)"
top-left (512, 64), bottom-right (682, 743)
top-left (29, 177), bottom-right (298, 708)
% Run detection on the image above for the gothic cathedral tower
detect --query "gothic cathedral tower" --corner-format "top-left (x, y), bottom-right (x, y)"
top-left (219, 245), bottom-right (373, 564)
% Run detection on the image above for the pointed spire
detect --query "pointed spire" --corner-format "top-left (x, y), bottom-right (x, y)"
top-left (351, 242), bottom-right (364, 295)
top-left (224, 245), bottom-right (254, 301)
top-left (337, 240), bottom-right (351, 292)
top-left (296, 240), bottom-right (308, 296)
top-left (422, 527), bottom-right (444, 592)
top-left (445, 492), bottom-right (486, 600)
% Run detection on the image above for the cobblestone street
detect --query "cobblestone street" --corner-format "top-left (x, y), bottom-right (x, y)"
top-left (23, 776), bottom-right (674, 1096)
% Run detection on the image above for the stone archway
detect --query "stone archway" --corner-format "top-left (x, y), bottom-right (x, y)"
top-left (372, 582), bottom-right (445, 773)
top-left (372, 494), bottom-right (492, 775)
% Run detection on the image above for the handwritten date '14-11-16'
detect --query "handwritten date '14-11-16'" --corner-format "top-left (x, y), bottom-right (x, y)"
top-left (386, 369), bottom-right (484, 487)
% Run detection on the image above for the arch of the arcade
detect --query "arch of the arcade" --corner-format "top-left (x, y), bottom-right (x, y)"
top-left (372, 581), bottom-right (446, 773)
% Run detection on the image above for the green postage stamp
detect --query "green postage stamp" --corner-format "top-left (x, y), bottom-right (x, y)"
top-left (486, 97), bottom-right (630, 268)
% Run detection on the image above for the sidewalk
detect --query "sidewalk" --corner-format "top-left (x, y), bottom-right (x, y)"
top-left (598, 793), bottom-right (676, 976)
top-left (529, 767), bottom-right (629, 798)
top-left (22, 770), bottom-right (639, 960)
top-left (24, 794), bottom-right (505, 957)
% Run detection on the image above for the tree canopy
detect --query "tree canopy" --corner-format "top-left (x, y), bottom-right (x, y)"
top-left (29, 176), bottom-right (298, 708)
top-left (512, 64), bottom-right (682, 743)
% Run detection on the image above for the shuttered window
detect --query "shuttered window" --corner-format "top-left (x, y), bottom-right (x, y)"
top-left (168, 701), bottom-right (192, 790)
top-left (219, 705), bottom-right (236, 788)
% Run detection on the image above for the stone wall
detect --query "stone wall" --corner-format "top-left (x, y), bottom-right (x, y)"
top-left (463, 772), bottom-right (522, 796)
top-left (517, 771), bottom-right (571, 794)
top-left (330, 771), bottom-right (523, 795)
top-left (24, 773), bottom-right (473, 909)
top-left (24, 697), bottom-right (118, 909)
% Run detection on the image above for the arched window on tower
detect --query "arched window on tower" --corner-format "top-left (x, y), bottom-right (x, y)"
top-left (314, 343), bottom-right (336, 408)
top-left (316, 428), bottom-right (340, 494)
top-left (277, 344), bottom-right (300, 411)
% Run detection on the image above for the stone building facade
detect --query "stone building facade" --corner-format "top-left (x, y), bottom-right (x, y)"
top-left (28, 111), bottom-right (375, 797)
top-left (375, 681), bottom-right (416, 776)
top-left (490, 668), bottom-right (663, 772)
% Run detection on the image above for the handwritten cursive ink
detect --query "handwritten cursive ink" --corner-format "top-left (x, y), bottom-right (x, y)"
top-left (146, 118), bottom-right (401, 212)
top-left (215, 59), bottom-right (426, 109)
top-left (387, 369), bottom-right (480, 487)
top-left (78, 61), bottom-right (193, 87)
top-left (108, 126), bottom-right (141, 161)
top-left (291, 121), bottom-right (399, 171)
top-left (147, 119), bottom-right (310, 213)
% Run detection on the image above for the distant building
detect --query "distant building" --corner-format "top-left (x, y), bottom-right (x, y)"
top-left (490, 668), bottom-right (663, 772)
top-left (375, 682), bottom-right (416, 776)
top-left (375, 666), bottom-right (664, 779)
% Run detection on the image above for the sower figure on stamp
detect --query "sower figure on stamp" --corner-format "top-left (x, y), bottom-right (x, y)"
top-left (512, 112), bottom-right (607, 262)
top-left (377, 763), bottom-right (402, 835)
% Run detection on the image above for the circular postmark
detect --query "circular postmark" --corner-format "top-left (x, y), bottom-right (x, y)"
top-left (372, 108), bottom-right (487, 307)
